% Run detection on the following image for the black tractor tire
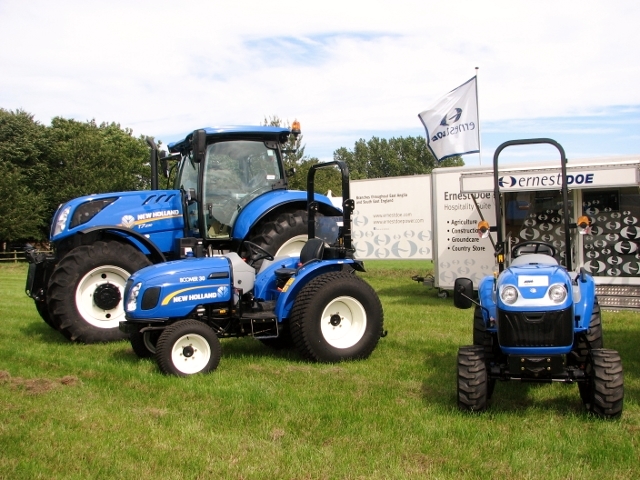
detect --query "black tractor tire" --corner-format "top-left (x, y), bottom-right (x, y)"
top-left (289, 271), bottom-right (383, 363)
top-left (34, 298), bottom-right (55, 328)
top-left (130, 328), bottom-right (162, 358)
top-left (47, 240), bottom-right (151, 343)
top-left (247, 210), bottom-right (310, 269)
top-left (581, 348), bottom-right (624, 419)
top-left (155, 320), bottom-right (222, 376)
top-left (569, 300), bottom-right (603, 367)
top-left (457, 345), bottom-right (489, 412)
top-left (259, 324), bottom-right (294, 350)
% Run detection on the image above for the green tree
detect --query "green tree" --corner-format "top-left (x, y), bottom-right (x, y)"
top-left (0, 109), bottom-right (48, 244)
top-left (262, 116), bottom-right (342, 195)
top-left (42, 118), bottom-right (150, 221)
top-left (333, 136), bottom-right (464, 180)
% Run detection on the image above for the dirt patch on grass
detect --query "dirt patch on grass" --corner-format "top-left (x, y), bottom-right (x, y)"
top-left (0, 370), bottom-right (82, 395)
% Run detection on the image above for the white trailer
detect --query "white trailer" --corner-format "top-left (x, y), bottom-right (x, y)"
top-left (351, 155), bottom-right (640, 310)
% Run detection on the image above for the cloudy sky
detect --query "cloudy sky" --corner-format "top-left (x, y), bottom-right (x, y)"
top-left (1, 0), bottom-right (638, 165)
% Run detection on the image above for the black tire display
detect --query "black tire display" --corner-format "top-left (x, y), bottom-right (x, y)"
top-left (582, 348), bottom-right (624, 419)
top-left (155, 320), bottom-right (222, 376)
top-left (47, 240), bottom-right (151, 343)
top-left (289, 271), bottom-right (383, 363)
top-left (457, 345), bottom-right (488, 412)
top-left (130, 328), bottom-right (161, 358)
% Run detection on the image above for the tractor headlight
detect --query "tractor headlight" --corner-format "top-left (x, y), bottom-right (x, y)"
top-left (52, 206), bottom-right (71, 237)
top-left (126, 282), bottom-right (142, 312)
top-left (548, 284), bottom-right (567, 303)
top-left (500, 285), bottom-right (519, 305)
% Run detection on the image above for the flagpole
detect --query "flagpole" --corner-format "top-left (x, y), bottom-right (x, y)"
top-left (475, 66), bottom-right (482, 166)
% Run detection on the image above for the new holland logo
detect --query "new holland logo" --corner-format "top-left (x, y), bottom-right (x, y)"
top-left (121, 215), bottom-right (135, 228)
top-left (623, 215), bottom-right (638, 226)
top-left (584, 260), bottom-right (606, 274)
top-left (498, 176), bottom-right (517, 188)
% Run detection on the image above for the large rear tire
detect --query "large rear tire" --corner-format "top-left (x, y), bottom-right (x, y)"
top-left (247, 210), bottom-right (310, 269)
top-left (155, 320), bottom-right (222, 376)
top-left (582, 348), bottom-right (624, 419)
top-left (47, 240), bottom-right (151, 343)
top-left (457, 345), bottom-right (489, 412)
top-left (289, 272), bottom-right (383, 362)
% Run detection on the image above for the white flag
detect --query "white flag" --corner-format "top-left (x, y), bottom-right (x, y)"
top-left (418, 76), bottom-right (480, 162)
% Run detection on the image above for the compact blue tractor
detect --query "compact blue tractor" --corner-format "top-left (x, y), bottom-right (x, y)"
top-left (25, 124), bottom-right (341, 343)
top-left (453, 139), bottom-right (623, 418)
top-left (118, 160), bottom-right (384, 375)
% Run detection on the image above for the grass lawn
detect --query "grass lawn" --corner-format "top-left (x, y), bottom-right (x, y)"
top-left (0, 260), bottom-right (639, 479)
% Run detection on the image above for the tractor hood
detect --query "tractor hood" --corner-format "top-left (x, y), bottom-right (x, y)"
top-left (50, 190), bottom-right (184, 243)
top-left (124, 256), bottom-right (234, 320)
top-left (497, 264), bottom-right (572, 311)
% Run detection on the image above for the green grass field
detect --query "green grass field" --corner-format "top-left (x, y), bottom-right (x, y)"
top-left (1, 261), bottom-right (638, 479)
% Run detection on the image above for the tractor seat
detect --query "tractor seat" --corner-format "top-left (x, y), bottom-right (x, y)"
top-left (510, 253), bottom-right (558, 266)
top-left (274, 238), bottom-right (326, 286)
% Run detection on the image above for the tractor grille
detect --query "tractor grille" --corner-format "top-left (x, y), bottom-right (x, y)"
top-left (497, 307), bottom-right (573, 347)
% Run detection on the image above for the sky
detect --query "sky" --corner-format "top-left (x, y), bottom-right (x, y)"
top-left (1, 0), bottom-right (639, 166)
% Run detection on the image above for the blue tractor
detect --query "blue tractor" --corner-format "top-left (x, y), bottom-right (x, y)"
top-left (25, 124), bottom-right (341, 344)
top-left (119, 160), bottom-right (384, 375)
top-left (453, 139), bottom-right (624, 418)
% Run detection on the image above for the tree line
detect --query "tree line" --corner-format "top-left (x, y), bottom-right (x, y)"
top-left (0, 109), bottom-right (462, 246)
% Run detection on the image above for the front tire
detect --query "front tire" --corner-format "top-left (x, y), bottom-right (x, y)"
top-left (130, 328), bottom-right (161, 358)
top-left (289, 272), bottom-right (383, 362)
top-left (582, 348), bottom-right (624, 418)
top-left (47, 240), bottom-right (151, 343)
top-left (155, 320), bottom-right (222, 376)
top-left (457, 345), bottom-right (489, 412)
top-left (569, 300), bottom-right (603, 367)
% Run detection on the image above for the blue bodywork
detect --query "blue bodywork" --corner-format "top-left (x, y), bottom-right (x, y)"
top-left (47, 124), bottom-right (338, 259)
top-left (477, 262), bottom-right (596, 356)
top-left (122, 252), bottom-right (357, 330)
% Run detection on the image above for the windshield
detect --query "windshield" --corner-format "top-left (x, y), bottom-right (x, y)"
top-left (202, 140), bottom-right (282, 238)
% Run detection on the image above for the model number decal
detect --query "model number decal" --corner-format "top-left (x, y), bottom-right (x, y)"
top-left (179, 276), bottom-right (206, 283)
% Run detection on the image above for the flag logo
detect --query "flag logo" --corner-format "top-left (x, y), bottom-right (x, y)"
top-left (418, 76), bottom-right (480, 162)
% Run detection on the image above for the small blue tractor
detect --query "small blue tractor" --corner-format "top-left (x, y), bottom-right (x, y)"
top-left (118, 160), bottom-right (384, 375)
top-left (453, 139), bottom-right (624, 418)
top-left (25, 124), bottom-right (341, 343)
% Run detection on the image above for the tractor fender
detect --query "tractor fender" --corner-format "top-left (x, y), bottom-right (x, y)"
top-left (232, 190), bottom-right (341, 241)
top-left (76, 226), bottom-right (167, 264)
top-left (572, 273), bottom-right (596, 330)
top-left (274, 260), bottom-right (353, 321)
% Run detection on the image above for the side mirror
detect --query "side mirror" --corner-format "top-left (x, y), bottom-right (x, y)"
top-left (453, 278), bottom-right (474, 309)
top-left (191, 129), bottom-right (207, 163)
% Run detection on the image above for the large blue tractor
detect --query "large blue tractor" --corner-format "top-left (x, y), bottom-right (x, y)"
top-left (25, 124), bottom-right (341, 343)
top-left (453, 139), bottom-right (624, 418)
top-left (119, 160), bottom-right (384, 375)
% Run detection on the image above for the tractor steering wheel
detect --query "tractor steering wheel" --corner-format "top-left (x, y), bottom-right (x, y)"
top-left (511, 241), bottom-right (557, 258)
top-left (243, 241), bottom-right (274, 267)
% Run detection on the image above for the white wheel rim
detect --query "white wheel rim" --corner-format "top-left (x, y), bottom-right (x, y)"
top-left (75, 265), bottom-right (129, 329)
top-left (320, 296), bottom-right (367, 349)
top-left (275, 234), bottom-right (308, 257)
top-left (170, 334), bottom-right (211, 375)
